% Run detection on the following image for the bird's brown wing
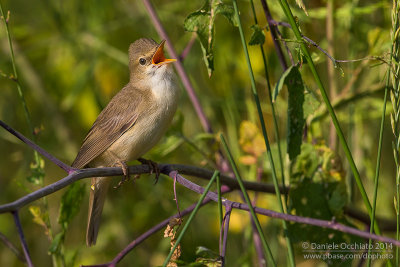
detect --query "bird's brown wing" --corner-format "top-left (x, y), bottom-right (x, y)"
top-left (72, 86), bottom-right (143, 169)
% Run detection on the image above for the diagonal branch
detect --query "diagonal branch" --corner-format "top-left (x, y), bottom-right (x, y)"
top-left (1, 115), bottom-right (400, 267)
top-left (0, 120), bottom-right (73, 173)
top-left (0, 118), bottom-right (397, 230)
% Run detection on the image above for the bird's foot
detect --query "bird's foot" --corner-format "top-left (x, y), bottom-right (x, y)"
top-left (138, 157), bottom-right (160, 184)
top-left (113, 160), bottom-right (130, 189)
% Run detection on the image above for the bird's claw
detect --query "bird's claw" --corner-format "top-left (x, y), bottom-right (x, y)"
top-left (113, 160), bottom-right (131, 189)
top-left (138, 158), bottom-right (160, 184)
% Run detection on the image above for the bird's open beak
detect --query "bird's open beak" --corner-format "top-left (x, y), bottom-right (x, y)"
top-left (152, 40), bottom-right (176, 65)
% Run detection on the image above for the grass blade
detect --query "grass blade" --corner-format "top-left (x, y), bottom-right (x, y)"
top-left (220, 134), bottom-right (276, 267)
top-left (231, 0), bottom-right (295, 265)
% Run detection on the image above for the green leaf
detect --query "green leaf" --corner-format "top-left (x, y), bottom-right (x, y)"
top-left (184, 0), bottom-right (237, 76)
top-left (248, 25), bottom-right (265, 46)
top-left (48, 232), bottom-right (64, 254)
top-left (273, 66), bottom-right (306, 160)
top-left (286, 67), bottom-right (305, 160)
top-left (214, 1), bottom-right (238, 27)
top-left (58, 181), bottom-right (85, 231)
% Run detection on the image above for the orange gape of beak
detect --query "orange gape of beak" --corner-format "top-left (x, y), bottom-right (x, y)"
top-left (152, 40), bottom-right (176, 65)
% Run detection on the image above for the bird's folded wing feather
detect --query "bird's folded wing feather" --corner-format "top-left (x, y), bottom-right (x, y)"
top-left (72, 86), bottom-right (143, 169)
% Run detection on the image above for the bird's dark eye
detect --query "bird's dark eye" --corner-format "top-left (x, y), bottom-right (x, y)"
top-left (139, 58), bottom-right (146, 65)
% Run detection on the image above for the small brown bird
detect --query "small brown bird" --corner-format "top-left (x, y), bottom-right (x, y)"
top-left (72, 38), bottom-right (179, 246)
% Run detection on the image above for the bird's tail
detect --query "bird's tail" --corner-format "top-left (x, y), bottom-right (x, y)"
top-left (86, 177), bottom-right (111, 246)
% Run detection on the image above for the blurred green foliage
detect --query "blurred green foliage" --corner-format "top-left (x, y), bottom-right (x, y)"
top-left (0, 0), bottom-right (398, 266)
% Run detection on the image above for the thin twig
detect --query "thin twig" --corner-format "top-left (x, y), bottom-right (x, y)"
top-left (269, 19), bottom-right (387, 67)
top-left (0, 116), bottom-right (396, 229)
top-left (77, 166), bottom-right (400, 266)
top-left (173, 172), bottom-right (182, 219)
top-left (0, 231), bottom-right (26, 263)
top-left (12, 211), bottom-right (33, 267)
top-left (259, 0), bottom-right (288, 70)
top-left (221, 204), bottom-right (232, 266)
top-left (1, 120), bottom-right (400, 266)
top-left (0, 120), bottom-right (74, 173)
top-left (162, 166), bottom-right (400, 246)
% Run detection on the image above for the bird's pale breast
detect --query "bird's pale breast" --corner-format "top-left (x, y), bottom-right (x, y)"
top-left (90, 72), bottom-right (179, 167)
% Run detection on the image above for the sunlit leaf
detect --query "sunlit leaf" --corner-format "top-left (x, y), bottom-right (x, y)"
top-left (29, 205), bottom-right (46, 228)
top-left (29, 205), bottom-right (51, 237)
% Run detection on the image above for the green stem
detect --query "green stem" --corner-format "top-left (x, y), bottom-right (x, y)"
top-left (0, 3), bottom-right (35, 140)
top-left (0, 2), bottom-right (59, 265)
top-left (162, 171), bottom-right (220, 267)
top-left (367, 75), bottom-right (389, 267)
top-left (232, 1), bottom-right (295, 265)
top-left (277, 0), bottom-right (381, 236)
top-left (220, 134), bottom-right (276, 267)
top-left (249, 0), bottom-right (287, 204)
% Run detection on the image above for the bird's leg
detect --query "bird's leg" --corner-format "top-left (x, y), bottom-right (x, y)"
top-left (113, 160), bottom-right (130, 189)
top-left (138, 157), bottom-right (160, 184)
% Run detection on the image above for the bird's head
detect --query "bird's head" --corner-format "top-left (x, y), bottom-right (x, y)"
top-left (128, 38), bottom-right (176, 84)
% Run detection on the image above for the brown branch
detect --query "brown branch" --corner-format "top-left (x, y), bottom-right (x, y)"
top-left (163, 168), bottom-right (400, 246)
top-left (1, 117), bottom-right (396, 232)
top-left (1, 118), bottom-right (399, 266)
